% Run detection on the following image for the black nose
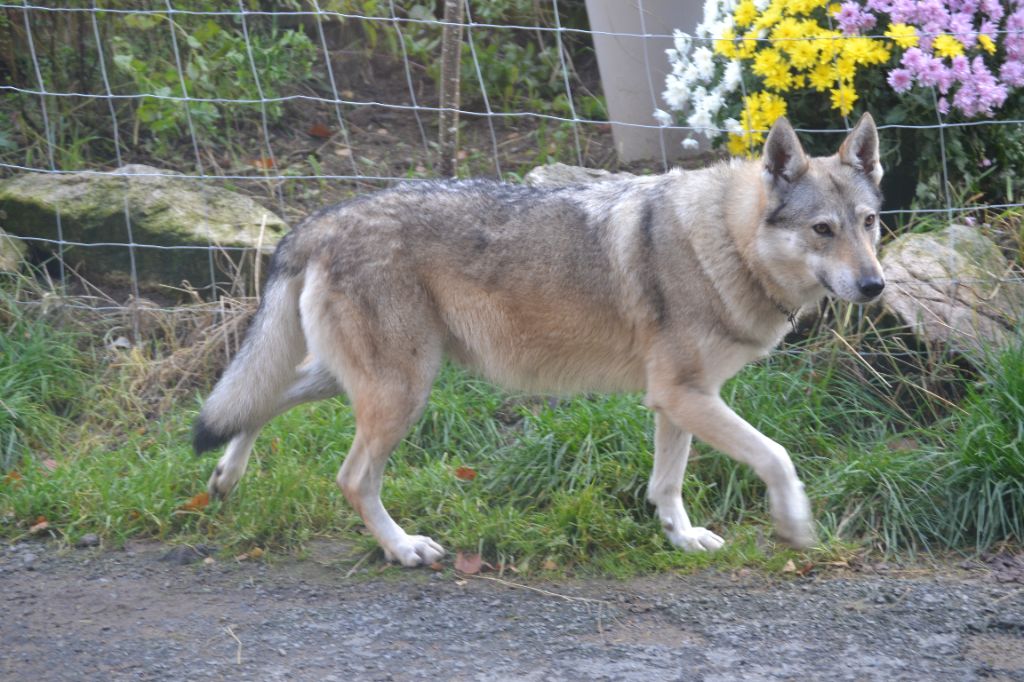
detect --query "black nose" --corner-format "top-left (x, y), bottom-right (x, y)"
top-left (858, 277), bottom-right (885, 299)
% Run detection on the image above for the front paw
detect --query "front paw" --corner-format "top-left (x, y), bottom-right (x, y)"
top-left (383, 534), bottom-right (446, 567)
top-left (667, 526), bottom-right (725, 553)
top-left (769, 482), bottom-right (817, 549)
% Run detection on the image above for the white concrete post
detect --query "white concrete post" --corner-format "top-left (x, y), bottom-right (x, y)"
top-left (585, 0), bottom-right (704, 163)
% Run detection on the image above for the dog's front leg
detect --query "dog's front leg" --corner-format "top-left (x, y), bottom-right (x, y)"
top-left (648, 413), bottom-right (724, 552)
top-left (647, 384), bottom-right (816, 549)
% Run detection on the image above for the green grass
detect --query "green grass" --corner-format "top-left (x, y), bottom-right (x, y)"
top-left (0, 280), bottom-right (92, 473)
top-left (1, 278), bottom-right (1022, 575)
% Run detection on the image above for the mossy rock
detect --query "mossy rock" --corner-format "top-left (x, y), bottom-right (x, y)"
top-left (881, 224), bottom-right (1024, 354)
top-left (0, 165), bottom-right (287, 292)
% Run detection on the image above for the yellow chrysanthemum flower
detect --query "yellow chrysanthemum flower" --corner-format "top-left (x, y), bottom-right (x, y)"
top-left (753, 48), bottom-right (786, 76)
top-left (787, 41), bottom-right (819, 69)
top-left (885, 23), bottom-right (918, 49)
top-left (727, 133), bottom-right (751, 156)
top-left (758, 92), bottom-right (788, 124)
top-left (785, 0), bottom-right (827, 15)
top-left (735, 0), bottom-right (758, 28)
top-left (755, 5), bottom-right (784, 31)
top-left (808, 62), bottom-right (836, 91)
top-left (978, 33), bottom-right (996, 54)
top-left (830, 82), bottom-right (858, 115)
top-left (817, 30), bottom-right (846, 60)
top-left (753, 49), bottom-right (795, 91)
top-left (933, 34), bottom-right (965, 58)
top-left (713, 27), bottom-right (739, 58)
top-left (736, 30), bottom-right (761, 59)
top-left (835, 55), bottom-right (857, 81)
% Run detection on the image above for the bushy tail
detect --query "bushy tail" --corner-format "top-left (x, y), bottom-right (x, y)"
top-left (192, 270), bottom-right (306, 454)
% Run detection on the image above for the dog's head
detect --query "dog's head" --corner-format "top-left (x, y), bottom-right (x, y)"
top-left (755, 114), bottom-right (885, 304)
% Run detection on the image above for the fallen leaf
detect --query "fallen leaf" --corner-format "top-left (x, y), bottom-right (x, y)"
top-left (455, 551), bottom-right (483, 575)
top-left (253, 157), bottom-right (276, 170)
top-left (797, 562), bottom-right (815, 576)
top-left (782, 559), bottom-right (797, 573)
top-left (30, 519), bottom-right (49, 534)
top-left (2, 471), bottom-right (22, 485)
top-left (542, 558), bottom-right (558, 571)
top-left (307, 122), bottom-right (333, 139)
top-left (334, 147), bottom-right (352, 157)
top-left (887, 437), bottom-right (920, 453)
top-left (179, 491), bottom-right (209, 513)
top-left (235, 547), bottom-right (263, 562)
top-left (454, 466), bottom-right (477, 481)
top-left (429, 562), bottom-right (444, 572)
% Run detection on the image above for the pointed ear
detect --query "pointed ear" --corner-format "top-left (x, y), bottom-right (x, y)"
top-left (762, 117), bottom-right (809, 187)
top-left (839, 113), bottom-right (883, 186)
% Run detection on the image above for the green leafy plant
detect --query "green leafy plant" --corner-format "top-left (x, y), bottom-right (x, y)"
top-left (110, 13), bottom-right (316, 151)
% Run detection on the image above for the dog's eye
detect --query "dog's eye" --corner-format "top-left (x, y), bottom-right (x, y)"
top-left (811, 223), bottom-right (833, 237)
top-left (864, 214), bottom-right (876, 228)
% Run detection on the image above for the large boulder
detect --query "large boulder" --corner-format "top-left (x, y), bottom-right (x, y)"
top-left (0, 165), bottom-right (287, 291)
top-left (0, 227), bottom-right (26, 273)
top-left (881, 224), bottom-right (1024, 354)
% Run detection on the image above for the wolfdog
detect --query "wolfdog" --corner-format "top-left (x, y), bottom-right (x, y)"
top-left (193, 114), bottom-right (885, 566)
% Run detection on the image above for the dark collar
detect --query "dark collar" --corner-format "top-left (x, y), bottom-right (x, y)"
top-left (769, 297), bottom-right (799, 333)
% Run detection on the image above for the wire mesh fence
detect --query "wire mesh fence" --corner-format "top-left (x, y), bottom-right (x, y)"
top-left (1, 1), bottom-right (1022, 326)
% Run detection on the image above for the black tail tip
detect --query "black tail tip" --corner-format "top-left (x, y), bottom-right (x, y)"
top-left (192, 417), bottom-right (234, 455)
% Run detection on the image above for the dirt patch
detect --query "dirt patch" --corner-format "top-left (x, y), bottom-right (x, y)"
top-left (2, 539), bottom-right (1023, 681)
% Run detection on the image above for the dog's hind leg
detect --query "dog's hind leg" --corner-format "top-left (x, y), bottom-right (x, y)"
top-left (208, 360), bottom-right (342, 499)
top-left (648, 413), bottom-right (725, 552)
top-left (336, 367), bottom-right (444, 567)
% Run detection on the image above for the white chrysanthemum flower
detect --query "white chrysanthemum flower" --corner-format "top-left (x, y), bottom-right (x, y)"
top-left (683, 63), bottom-right (702, 84)
top-left (753, 0), bottom-right (770, 10)
top-left (653, 108), bottom-right (673, 127)
top-left (672, 30), bottom-right (692, 56)
top-left (702, 0), bottom-right (719, 27)
top-left (687, 105), bottom-right (712, 129)
top-left (724, 117), bottom-right (744, 134)
top-left (722, 60), bottom-right (743, 93)
top-left (681, 138), bottom-right (700, 150)
top-left (703, 90), bottom-right (724, 116)
top-left (692, 46), bottom-right (715, 81)
top-left (663, 75), bottom-right (691, 110)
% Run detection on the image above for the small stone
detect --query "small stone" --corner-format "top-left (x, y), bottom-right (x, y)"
top-left (160, 544), bottom-right (218, 566)
top-left (76, 534), bottom-right (100, 549)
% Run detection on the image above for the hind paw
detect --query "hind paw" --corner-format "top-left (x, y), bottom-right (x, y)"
top-left (667, 527), bottom-right (725, 553)
top-left (383, 534), bottom-right (446, 567)
top-left (207, 461), bottom-right (244, 500)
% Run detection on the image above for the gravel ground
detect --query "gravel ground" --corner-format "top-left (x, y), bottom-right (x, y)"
top-left (2, 539), bottom-right (1023, 681)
